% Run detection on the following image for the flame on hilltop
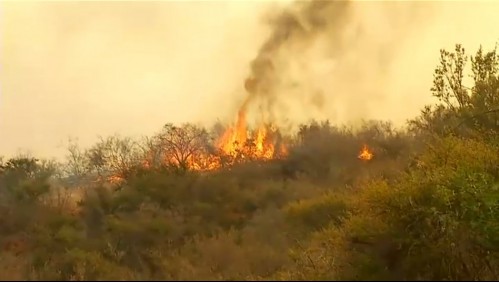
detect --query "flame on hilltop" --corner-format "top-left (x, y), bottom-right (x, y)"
top-left (216, 108), bottom-right (287, 161)
top-left (218, 109), bottom-right (248, 156)
top-left (128, 101), bottom-right (287, 178)
top-left (358, 144), bottom-right (373, 161)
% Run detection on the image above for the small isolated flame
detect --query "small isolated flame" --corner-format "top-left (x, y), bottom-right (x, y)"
top-left (107, 174), bottom-right (125, 185)
top-left (358, 144), bottom-right (373, 161)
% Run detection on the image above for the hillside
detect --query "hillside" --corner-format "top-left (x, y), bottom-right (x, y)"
top-left (0, 44), bottom-right (498, 281)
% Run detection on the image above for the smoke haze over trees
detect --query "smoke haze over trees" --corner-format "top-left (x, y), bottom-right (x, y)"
top-left (1, 1), bottom-right (499, 158)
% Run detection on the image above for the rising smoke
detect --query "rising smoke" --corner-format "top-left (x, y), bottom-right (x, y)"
top-left (242, 0), bottom-right (351, 123)
top-left (237, 0), bottom-right (436, 130)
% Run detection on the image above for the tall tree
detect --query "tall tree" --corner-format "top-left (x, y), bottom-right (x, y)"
top-left (410, 43), bottom-right (499, 136)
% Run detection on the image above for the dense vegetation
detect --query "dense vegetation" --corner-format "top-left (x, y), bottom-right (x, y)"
top-left (1, 44), bottom-right (498, 281)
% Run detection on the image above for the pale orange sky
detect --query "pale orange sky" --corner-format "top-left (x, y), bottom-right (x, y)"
top-left (1, 1), bottom-right (499, 159)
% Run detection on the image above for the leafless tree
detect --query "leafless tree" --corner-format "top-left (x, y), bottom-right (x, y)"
top-left (85, 135), bottom-right (143, 183)
top-left (63, 138), bottom-right (91, 179)
top-left (156, 123), bottom-right (212, 171)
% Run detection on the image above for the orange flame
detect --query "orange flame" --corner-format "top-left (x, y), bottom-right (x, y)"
top-left (358, 144), bottom-right (373, 161)
top-left (102, 93), bottom-right (287, 183)
top-left (216, 108), bottom-right (286, 163)
top-left (103, 116), bottom-right (286, 183)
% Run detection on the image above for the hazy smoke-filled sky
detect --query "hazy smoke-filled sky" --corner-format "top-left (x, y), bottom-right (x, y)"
top-left (1, 0), bottom-right (499, 160)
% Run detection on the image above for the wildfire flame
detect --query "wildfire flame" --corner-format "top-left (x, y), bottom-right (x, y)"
top-left (137, 109), bottom-right (287, 176)
top-left (216, 109), bottom-right (286, 162)
top-left (213, 72), bottom-right (289, 164)
top-left (358, 144), bottom-right (373, 161)
top-left (103, 70), bottom-right (289, 184)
